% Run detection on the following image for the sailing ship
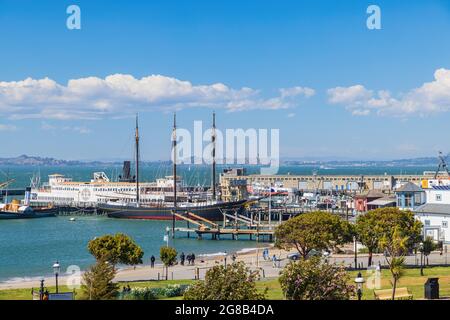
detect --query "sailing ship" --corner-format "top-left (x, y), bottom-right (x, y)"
top-left (97, 113), bottom-right (247, 220)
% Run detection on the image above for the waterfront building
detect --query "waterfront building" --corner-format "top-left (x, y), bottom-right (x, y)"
top-left (413, 180), bottom-right (450, 245)
top-left (354, 190), bottom-right (386, 212)
top-left (395, 182), bottom-right (426, 211)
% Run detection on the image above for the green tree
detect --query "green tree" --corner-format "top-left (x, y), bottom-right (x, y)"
top-left (279, 257), bottom-right (355, 300)
top-left (88, 233), bottom-right (144, 266)
top-left (355, 211), bottom-right (382, 266)
top-left (183, 261), bottom-right (266, 300)
top-left (160, 246), bottom-right (177, 280)
top-left (373, 208), bottom-right (422, 299)
top-left (419, 236), bottom-right (437, 274)
top-left (81, 259), bottom-right (119, 300)
top-left (275, 211), bottom-right (354, 259)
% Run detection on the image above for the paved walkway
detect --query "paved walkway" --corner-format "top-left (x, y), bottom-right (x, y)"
top-left (0, 250), bottom-right (448, 290)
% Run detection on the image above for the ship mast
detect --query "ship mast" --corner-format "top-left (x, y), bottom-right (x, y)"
top-left (211, 112), bottom-right (216, 201)
top-left (135, 114), bottom-right (140, 207)
top-left (172, 113), bottom-right (177, 238)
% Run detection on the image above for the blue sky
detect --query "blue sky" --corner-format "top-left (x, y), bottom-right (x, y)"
top-left (1, 0), bottom-right (450, 161)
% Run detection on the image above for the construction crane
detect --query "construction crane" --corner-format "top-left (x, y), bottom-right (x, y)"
top-left (434, 151), bottom-right (450, 179)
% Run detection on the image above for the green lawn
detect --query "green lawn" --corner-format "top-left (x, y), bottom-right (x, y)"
top-left (1, 266), bottom-right (449, 300)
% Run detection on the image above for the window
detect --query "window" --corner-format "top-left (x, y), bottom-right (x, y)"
top-left (424, 220), bottom-right (430, 226)
top-left (443, 221), bottom-right (448, 228)
top-left (436, 194), bottom-right (442, 201)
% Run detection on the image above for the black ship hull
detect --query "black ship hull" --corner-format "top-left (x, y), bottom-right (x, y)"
top-left (99, 200), bottom-right (247, 221)
top-left (0, 208), bottom-right (57, 220)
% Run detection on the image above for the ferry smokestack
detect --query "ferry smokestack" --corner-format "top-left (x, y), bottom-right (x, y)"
top-left (24, 187), bottom-right (31, 206)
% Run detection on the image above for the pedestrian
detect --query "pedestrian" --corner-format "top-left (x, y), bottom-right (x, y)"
top-left (180, 252), bottom-right (185, 266)
top-left (186, 254), bottom-right (191, 265)
top-left (150, 255), bottom-right (155, 268)
top-left (232, 254), bottom-right (236, 262)
top-left (272, 254), bottom-right (277, 268)
top-left (191, 253), bottom-right (195, 265)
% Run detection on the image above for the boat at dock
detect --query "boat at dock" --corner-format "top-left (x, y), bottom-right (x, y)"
top-left (29, 113), bottom-right (247, 221)
top-left (100, 199), bottom-right (247, 220)
top-left (0, 199), bottom-right (56, 220)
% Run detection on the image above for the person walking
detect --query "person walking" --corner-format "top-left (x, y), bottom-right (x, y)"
top-left (150, 255), bottom-right (155, 268)
top-left (272, 254), bottom-right (277, 268)
top-left (191, 253), bottom-right (196, 265)
top-left (180, 252), bottom-right (185, 266)
top-left (186, 254), bottom-right (192, 265)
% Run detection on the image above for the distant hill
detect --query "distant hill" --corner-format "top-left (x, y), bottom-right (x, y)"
top-left (0, 155), bottom-right (101, 166)
top-left (0, 154), bottom-right (444, 167)
top-left (281, 157), bottom-right (441, 167)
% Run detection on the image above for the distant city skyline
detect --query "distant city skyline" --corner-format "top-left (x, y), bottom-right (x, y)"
top-left (1, 0), bottom-right (450, 161)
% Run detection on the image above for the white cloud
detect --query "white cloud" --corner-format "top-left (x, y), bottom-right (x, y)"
top-left (0, 74), bottom-right (315, 119)
top-left (0, 124), bottom-right (17, 131)
top-left (327, 68), bottom-right (450, 117)
top-left (41, 121), bottom-right (90, 134)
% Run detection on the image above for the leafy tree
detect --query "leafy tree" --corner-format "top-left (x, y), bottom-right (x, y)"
top-left (279, 257), bottom-right (355, 300)
top-left (372, 208), bottom-right (422, 299)
top-left (355, 211), bottom-right (382, 266)
top-left (88, 233), bottom-right (144, 266)
top-left (160, 246), bottom-right (177, 280)
top-left (183, 262), bottom-right (266, 300)
top-left (275, 211), bottom-right (354, 259)
top-left (419, 236), bottom-right (437, 274)
top-left (81, 259), bottom-right (119, 300)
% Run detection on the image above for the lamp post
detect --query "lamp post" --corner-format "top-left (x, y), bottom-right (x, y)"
top-left (53, 261), bottom-right (60, 293)
top-left (419, 242), bottom-right (424, 276)
top-left (323, 251), bottom-right (330, 264)
top-left (354, 272), bottom-right (365, 301)
top-left (165, 226), bottom-right (170, 247)
top-left (353, 236), bottom-right (358, 269)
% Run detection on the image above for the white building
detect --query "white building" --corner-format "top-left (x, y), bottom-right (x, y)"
top-left (414, 185), bottom-right (450, 245)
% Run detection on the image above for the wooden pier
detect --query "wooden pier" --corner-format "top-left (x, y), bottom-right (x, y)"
top-left (171, 209), bottom-right (277, 242)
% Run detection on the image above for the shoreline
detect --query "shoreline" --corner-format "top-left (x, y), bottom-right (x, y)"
top-left (0, 245), bottom-right (275, 290)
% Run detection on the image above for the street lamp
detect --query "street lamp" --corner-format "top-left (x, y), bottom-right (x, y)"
top-left (353, 236), bottom-right (358, 269)
top-left (323, 251), bottom-right (330, 263)
top-left (419, 242), bottom-right (424, 276)
top-left (53, 261), bottom-right (60, 293)
top-left (165, 226), bottom-right (171, 247)
top-left (354, 272), bottom-right (365, 301)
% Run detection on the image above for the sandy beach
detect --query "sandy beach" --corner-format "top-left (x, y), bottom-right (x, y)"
top-left (0, 245), bottom-right (282, 290)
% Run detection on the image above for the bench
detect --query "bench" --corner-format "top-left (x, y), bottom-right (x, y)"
top-left (374, 287), bottom-right (413, 300)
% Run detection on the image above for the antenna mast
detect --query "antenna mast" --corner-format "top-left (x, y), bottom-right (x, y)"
top-left (172, 113), bottom-right (177, 238)
top-left (211, 112), bottom-right (216, 201)
top-left (135, 114), bottom-right (140, 206)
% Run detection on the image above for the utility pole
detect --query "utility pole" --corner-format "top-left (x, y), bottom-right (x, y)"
top-left (172, 113), bottom-right (177, 239)
top-left (211, 112), bottom-right (216, 201)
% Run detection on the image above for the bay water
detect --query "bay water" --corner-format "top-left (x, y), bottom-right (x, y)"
top-left (0, 164), bottom-right (434, 282)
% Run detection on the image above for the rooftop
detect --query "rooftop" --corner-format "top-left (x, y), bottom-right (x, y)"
top-left (396, 182), bottom-right (423, 193)
top-left (415, 203), bottom-right (450, 215)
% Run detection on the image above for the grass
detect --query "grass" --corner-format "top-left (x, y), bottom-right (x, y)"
top-left (348, 266), bottom-right (450, 300)
top-left (1, 266), bottom-right (449, 300)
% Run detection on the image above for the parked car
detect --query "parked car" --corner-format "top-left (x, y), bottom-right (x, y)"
top-left (287, 249), bottom-right (326, 260)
